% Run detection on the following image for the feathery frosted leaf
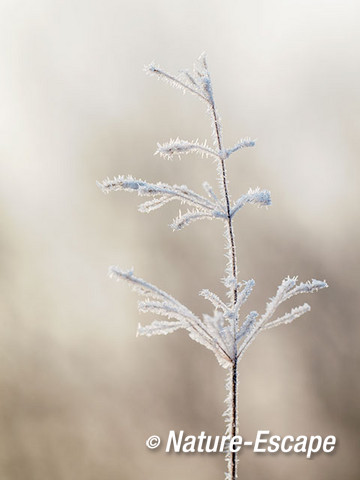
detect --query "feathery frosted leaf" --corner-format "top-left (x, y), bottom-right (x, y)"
top-left (109, 267), bottom-right (177, 303)
top-left (156, 138), bottom-right (219, 160)
top-left (224, 279), bottom-right (256, 324)
top-left (145, 55), bottom-right (214, 110)
top-left (145, 59), bottom-right (209, 102)
top-left (110, 267), bottom-right (232, 367)
top-left (237, 277), bottom-right (328, 360)
top-left (98, 175), bottom-right (217, 214)
top-left (171, 209), bottom-right (215, 230)
top-left (180, 69), bottom-right (197, 86)
top-left (226, 138), bottom-right (256, 157)
top-left (230, 187), bottom-right (271, 218)
top-left (236, 311), bottom-right (258, 344)
top-left (97, 175), bottom-right (147, 194)
top-left (262, 277), bottom-right (327, 325)
top-left (200, 289), bottom-right (229, 314)
top-left (137, 320), bottom-right (184, 337)
top-left (138, 300), bottom-right (191, 323)
top-left (138, 195), bottom-right (175, 212)
top-left (283, 279), bottom-right (328, 301)
top-left (202, 311), bottom-right (233, 359)
top-left (263, 303), bottom-right (311, 330)
top-left (264, 277), bottom-right (328, 320)
top-left (223, 274), bottom-right (238, 291)
top-left (203, 182), bottom-right (226, 212)
top-left (197, 307), bottom-right (235, 363)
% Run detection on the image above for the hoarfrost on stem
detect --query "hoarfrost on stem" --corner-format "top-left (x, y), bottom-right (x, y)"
top-left (99, 54), bottom-right (328, 480)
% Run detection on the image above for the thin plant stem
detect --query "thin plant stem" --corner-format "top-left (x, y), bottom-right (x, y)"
top-left (208, 79), bottom-right (239, 480)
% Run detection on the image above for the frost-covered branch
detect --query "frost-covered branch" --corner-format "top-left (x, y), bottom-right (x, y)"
top-left (98, 175), bottom-right (229, 230)
top-left (230, 188), bottom-right (271, 218)
top-left (98, 175), bottom-right (216, 211)
top-left (156, 138), bottom-right (220, 160)
top-left (225, 138), bottom-right (256, 157)
top-left (171, 209), bottom-right (217, 230)
top-left (146, 54), bottom-right (214, 104)
top-left (262, 303), bottom-right (311, 330)
top-left (202, 182), bottom-right (226, 212)
top-left (100, 55), bottom-right (329, 480)
top-left (237, 277), bottom-right (328, 360)
top-left (109, 267), bottom-right (232, 367)
top-left (200, 289), bottom-right (230, 314)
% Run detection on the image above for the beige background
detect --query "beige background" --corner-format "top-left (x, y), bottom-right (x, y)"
top-left (0, 1), bottom-right (359, 479)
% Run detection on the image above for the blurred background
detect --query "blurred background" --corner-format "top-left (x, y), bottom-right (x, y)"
top-left (0, 0), bottom-right (359, 478)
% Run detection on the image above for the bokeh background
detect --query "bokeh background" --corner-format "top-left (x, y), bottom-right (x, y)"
top-left (0, 1), bottom-right (359, 479)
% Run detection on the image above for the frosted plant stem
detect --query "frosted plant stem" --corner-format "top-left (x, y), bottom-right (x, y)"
top-left (231, 362), bottom-right (238, 480)
top-left (100, 55), bottom-right (328, 480)
top-left (209, 91), bottom-right (238, 480)
top-left (209, 100), bottom-right (238, 304)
